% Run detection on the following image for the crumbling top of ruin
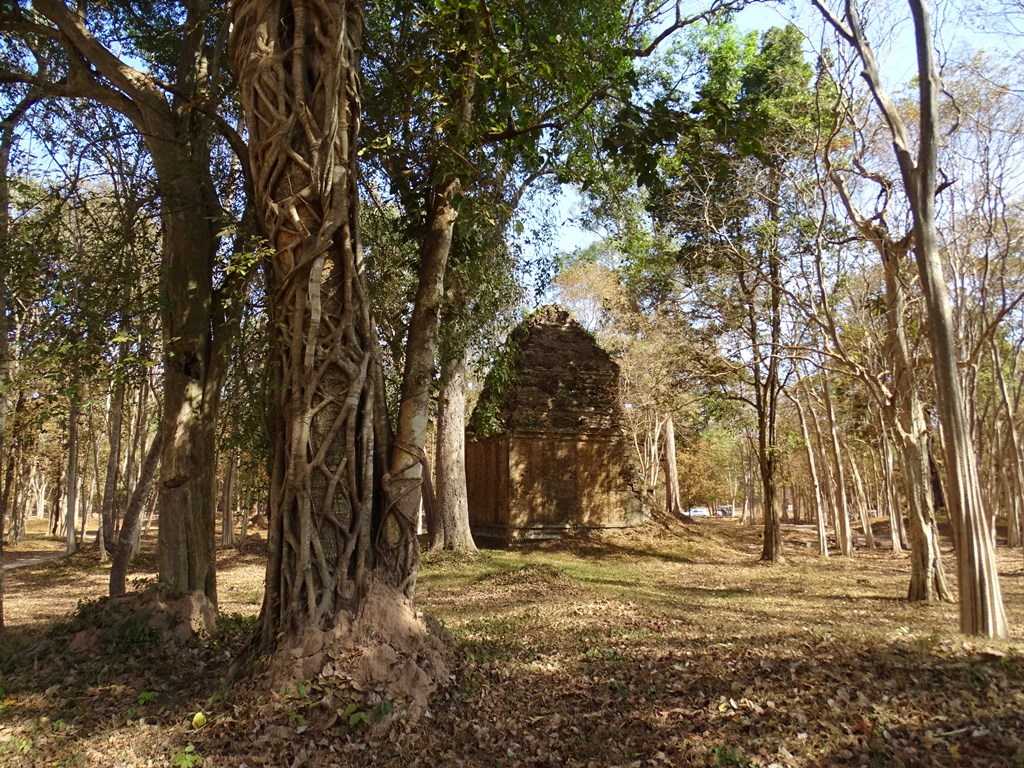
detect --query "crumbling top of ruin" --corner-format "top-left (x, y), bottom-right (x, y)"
top-left (469, 305), bottom-right (626, 438)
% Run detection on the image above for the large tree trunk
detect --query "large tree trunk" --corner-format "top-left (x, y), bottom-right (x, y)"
top-left (230, 4), bottom-right (449, 716)
top-left (435, 350), bottom-right (475, 551)
top-left (32, 0), bottom-right (238, 611)
top-left (152, 155), bottom-right (222, 605)
top-left (904, 0), bottom-right (1007, 634)
top-left (232, 0), bottom-right (399, 648)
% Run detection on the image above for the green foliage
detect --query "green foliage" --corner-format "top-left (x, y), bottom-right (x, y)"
top-left (103, 611), bottom-right (159, 658)
top-left (342, 702), bottom-right (370, 727)
top-left (467, 330), bottom-right (520, 438)
top-left (713, 746), bottom-right (755, 767)
top-left (341, 699), bottom-right (394, 727)
top-left (216, 612), bottom-right (257, 645)
top-left (136, 690), bottom-right (157, 706)
top-left (170, 744), bottom-right (202, 768)
top-left (2, 737), bottom-right (31, 756)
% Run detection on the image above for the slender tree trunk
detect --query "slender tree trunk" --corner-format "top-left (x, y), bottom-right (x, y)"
top-left (788, 389), bottom-right (828, 557)
top-left (65, 401), bottom-right (80, 555)
top-left (992, 341), bottom-right (1024, 548)
top-left (238, 500), bottom-right (252, 549)
top-left (803, 395), bottom-right (836, 547)
top-left (663, 415), bottom-right (683, 518)
top-left (879, 425), bottom-right (905, 553)
top-left (100, 350), bottom-right (127, 550)
top-left (435, 351), bottom-right (475, 551)
top-left (819, 0), bottom-right (1009, 637)
top-left (0, 376), bottom-right (5, 632)
top-left (822, 373), bottom-right (853, 556)
top-left (87, 403), bottom-right (108, 561)
top-left (384, 190), bottom-right (459, 593)
top-left (0, 93), bottom-right (36, 634)
top-left (220, 449), bottom-right (238, 547)
top-left (847, 448), bottom-right (875, 549)
top-left (110, 430), bottom-right (163, 597)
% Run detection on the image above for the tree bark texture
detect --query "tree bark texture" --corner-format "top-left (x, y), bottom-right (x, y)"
top-left (829, 159), bottom-right (949, 598)
top-left (231, 0), bottom-right (401, 649)
top-left (383, 189), bottom-right (459, 592)
top-left (153, 139), bottom-right (224, 604)
top-left (220, 449), bottom-right (238, 547)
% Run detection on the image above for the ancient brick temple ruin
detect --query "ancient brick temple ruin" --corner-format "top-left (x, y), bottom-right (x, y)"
top-left (466, 305), bottom-right (649, 547)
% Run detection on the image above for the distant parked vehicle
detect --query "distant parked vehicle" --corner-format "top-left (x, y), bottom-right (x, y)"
top-left (716, 505), bottom-right (733, 517)
top-left (687, 507), bottom-right (711, 518)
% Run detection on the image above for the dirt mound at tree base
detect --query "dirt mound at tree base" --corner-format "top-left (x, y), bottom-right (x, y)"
top-left (264, 574), bottom-right (454, 730)
top-left (43, 586), bottom-right (219, 658)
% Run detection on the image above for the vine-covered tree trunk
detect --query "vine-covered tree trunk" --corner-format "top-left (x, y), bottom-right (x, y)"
top-left (231, 6), bottom-right (448, 716)
top-left (232, 0), bottom-right (411, 649)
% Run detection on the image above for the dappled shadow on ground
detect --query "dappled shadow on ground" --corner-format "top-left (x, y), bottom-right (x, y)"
top-left (1, 520), bottom-right (1022, 767)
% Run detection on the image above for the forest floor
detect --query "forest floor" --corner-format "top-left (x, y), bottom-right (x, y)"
top-left (1, 516), bottom-right (1023, 768)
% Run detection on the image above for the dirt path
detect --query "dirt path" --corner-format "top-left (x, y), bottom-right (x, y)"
top-left (2, 551), bottom-right (66, 570)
